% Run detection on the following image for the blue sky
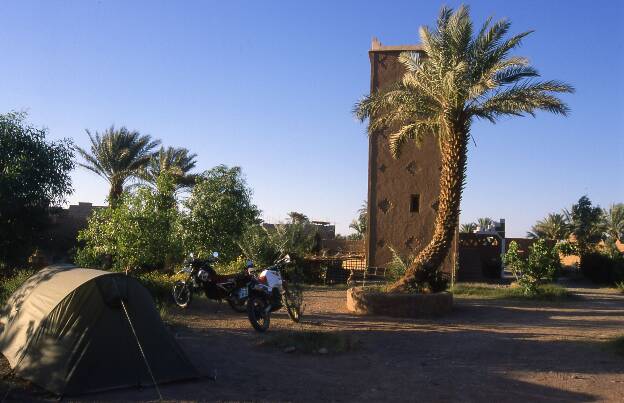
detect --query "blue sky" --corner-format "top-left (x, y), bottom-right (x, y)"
top-left (1, 0), bottom-right (622, 237)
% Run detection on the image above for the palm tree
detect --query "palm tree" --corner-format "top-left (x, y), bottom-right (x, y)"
top-left (527, 213), bottom-right (570, 240)
top-left (140, 146), bottom-right (198, 190)
top-left (349, 201), bottom-right (368, 240)
top-left (603, 203), bottom-right (624, 243)
top-left (354, 5), bottom-right (573, 292)
top-left (566, 196), bottom-right (604, 259)
top-left (476, 217), bottom-right (494, 231)
top-left (76, 126), bottom-right (160, 204)
top-left (460, 222), bottom-right (476, 234)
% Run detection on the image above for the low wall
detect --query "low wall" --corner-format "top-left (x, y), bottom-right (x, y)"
top-left (346, 287), bottom-right (453, 317)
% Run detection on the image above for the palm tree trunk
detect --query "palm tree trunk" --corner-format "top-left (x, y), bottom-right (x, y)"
top-left (389, 121), bottom-right (469, 292)
top-left (108, 179), bottom-right (124, 206)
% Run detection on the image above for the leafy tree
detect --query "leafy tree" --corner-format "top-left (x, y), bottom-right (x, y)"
top-left (566, 196), bottom-right (604, 261)
top-left (139, 146), bottom-right (198, 191)
top-left (503, 240), bottom-right (560, 295)
top-left (459, 222), bottom-right (476, 233)
top-left (288, 211), bottom-right (309, 224)
top-left (75, 173), bottom-right (183, 271)
top-left (0, 112), bottom-right (74, 267)
top-left (354, 5), bottom-right (573, 292)
top-left (527, 213), bottom-right (570, 240)
top-left (181, 165), bottom-right (259, 262)
top-left (476, 217), bottom-right (494, 231)
top-left (76, 126), bottom-right (160, 204)
top-left (348, 201), bottom-right (368, 240)
top-left (603, 203), bottom-right (624, 243)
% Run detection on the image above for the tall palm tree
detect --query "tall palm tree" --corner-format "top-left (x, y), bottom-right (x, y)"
top-left (459, 222), bottom-right (476, 234)
top-left (76, 126), bottom-right (160, 204)
top-left (140, 146), bottom-right (198, 190)
top-left (354, 5), bottom-right (573, 292)
top-left (527, 213), bottom-right (570, 240)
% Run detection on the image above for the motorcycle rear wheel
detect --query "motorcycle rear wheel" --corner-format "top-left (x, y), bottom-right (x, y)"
top-left (247, 296), bottom-right (270, 332)
top-left (172, 281), bottom-right (192, 308)
top-left (227, 298), bottom-right (247, 313)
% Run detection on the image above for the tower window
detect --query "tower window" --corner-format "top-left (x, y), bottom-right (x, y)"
top-left (410, 194), bottom-right (420, 213)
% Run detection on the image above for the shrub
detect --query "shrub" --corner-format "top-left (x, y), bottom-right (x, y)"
top-left (215, 255), bottom-right (249, 275)
top-left (386, 246), bottom-right (409, 282)
top-left (134, 271), bottom-right (183, 307)
top-left (0, 270), bottom-right (35, 304)
top-left (503, 239), bottom-right (560, 296)
top-left (581, 252), bottom-right (624, 284)
top-left (260, 331), bottom-right (357, 354)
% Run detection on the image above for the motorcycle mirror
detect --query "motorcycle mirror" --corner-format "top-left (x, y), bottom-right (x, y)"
top-left (212, 251), bottom-right (219, 258)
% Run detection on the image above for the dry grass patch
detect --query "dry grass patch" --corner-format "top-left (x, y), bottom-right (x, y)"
top-left (259, 330), bottom-right (358, 354)
top-left (451, 283), bottom-right (573, 301)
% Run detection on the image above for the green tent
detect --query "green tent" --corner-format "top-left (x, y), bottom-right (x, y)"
top-left (0, 265), bottom-right (198, 396)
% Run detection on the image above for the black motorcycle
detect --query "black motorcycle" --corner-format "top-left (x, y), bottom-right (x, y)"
top-left (172, 252), bottom-right (251, 312)
top-left (246, 255), bottom-right (304, 332)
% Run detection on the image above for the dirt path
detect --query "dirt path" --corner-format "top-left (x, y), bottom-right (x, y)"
top-left (3, 285), bottom-right (624, 402)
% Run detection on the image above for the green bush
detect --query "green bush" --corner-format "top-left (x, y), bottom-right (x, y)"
top-left (386, 246), bottom-right (409, 282)
top-left (134, 271), bottom-right (181, 307)
top-left (0, 270), bottom-right (35, 304)
top-left (581, 252), bottom-right (624, 284)
top-left (75, 174), bottom-right (184, 272)
top-left (503, 239), bottom-right (560, 296)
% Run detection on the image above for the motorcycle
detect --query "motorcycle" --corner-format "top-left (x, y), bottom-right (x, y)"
top-left (172, 252), bottom-right (251, 312)
top-left (246, 254), bottom-right (304, 332)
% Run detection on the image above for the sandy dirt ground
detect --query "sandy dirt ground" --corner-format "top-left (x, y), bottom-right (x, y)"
top-left (2, 283), bottom-right (623, 402)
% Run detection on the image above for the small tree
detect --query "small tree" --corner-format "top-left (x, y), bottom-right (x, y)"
top-left (181, 165), bottom-right (259, 262)
top-left (503, 240), bottom-right (560, 295)
top-left (0, 112), bottom-right (74, 267)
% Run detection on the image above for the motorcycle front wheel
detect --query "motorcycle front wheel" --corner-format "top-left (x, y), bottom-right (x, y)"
top-left (247, 296), bottom-right (270, 332)
top-left (172, 281), bottom-right (192, 308)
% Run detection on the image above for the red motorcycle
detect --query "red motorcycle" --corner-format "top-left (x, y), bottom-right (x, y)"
top-left (172, 252), bottom-right (251, 312)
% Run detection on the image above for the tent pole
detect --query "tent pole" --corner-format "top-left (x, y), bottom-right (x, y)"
top-left (120, 299), bottom-right (163, 401)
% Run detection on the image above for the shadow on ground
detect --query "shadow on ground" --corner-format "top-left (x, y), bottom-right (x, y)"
top-left (2, 286), bottom-right (623, 402)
